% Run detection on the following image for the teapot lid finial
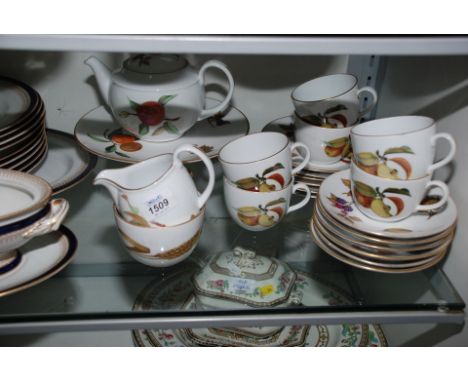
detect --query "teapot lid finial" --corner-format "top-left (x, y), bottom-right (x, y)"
top-left (123, 54), bottom-right (188, 75)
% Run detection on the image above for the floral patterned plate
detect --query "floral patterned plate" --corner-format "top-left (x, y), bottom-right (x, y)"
top-left (319, 169), bottom-right (457, 239)
top-left (74, 99), bottom-right (249, 164)
top-left (131, 267), bottom-right (387, 347)
top-left (263, 116), bottom-right (350, 173)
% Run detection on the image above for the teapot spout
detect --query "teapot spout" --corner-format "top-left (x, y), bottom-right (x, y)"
top-left (93, 170), bottom-right (121, 206)
top-left (85, 56), bottom-right (112, 106)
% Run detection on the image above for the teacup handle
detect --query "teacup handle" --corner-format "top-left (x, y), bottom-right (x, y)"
top-left (357, 86), bottom-right (378, 118)
top-left (428, 133), bottom-right (456, 173)
top-left (290, 142), bottom-right (311, 175)
top-left (287, 183), bottom-right (311, 214)
top-left (198, 60), bottom-right (235, 120)
top-left (173, 144), bottom-right (215, 209)
top-left (416, 181), bottom-right (449, 212)
top-left (22, 199), bottom-right (69, 239)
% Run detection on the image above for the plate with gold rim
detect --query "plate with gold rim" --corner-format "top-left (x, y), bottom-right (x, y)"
top-left (315, 198), bottom-right (456, 245)
top-left (310, 220), bottom-right (448, 274)
top-left (319, 169), bottom-right (457, 239)
top-left (75, 99), bottom-right (250, 164)
top-left (313, 203), bottom-right (456, 257)
top-left (131, 267), bottom-right (386, 347)
top-left (312, 213), bottom-right (452, 268)
top-left (0, 225), bottom-right (77, 298)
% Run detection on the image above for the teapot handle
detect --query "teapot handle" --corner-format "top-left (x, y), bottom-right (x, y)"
top-left (173, 144), bottom-right (215, 209)
top-left (198, 60), bottom-right (235, 120)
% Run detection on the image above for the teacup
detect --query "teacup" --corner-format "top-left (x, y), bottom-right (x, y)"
top-left (218, 132), bottom-right (310, 191)
top-left (0, 198), bottom-right (69, 261)
top-left (291, 73), bottom-right (378, 127)
top-left (294, 113), bottom-right (351, 165)
top-left (350, 161), bottom-right (449, 222)
top-left (94, 144), bottom-right (214, 227)
top-left (223, 177), bottom-right (311, 231)
top-left (350, 116), bottom-right (456, 180)
top-left (113, 204), bottom-right (205, 267)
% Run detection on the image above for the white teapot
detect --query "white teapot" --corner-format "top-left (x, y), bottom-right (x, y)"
top-left (85, 54), bottom-right (234, 142)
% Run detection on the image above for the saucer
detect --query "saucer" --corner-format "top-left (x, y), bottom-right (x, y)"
top-left (31, 129), bottom-right (97, 194)
top-left (132, 267), bottom-right (387, 347)
top-left (263, 116), bottom-right (350, 173)
top-left (0, 225), bottom-right (77, 298)
top-left (318, 169), bottom-right (457, 239)
top-left (75, 99), bottom-right (250, 164)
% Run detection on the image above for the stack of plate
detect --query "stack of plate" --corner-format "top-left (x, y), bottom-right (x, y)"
top-left (262, 115), bottom-right (350, 199)
top-left (310, 169), bottom-right (457, 273)
top-left (0, 76), bottom-right (47, 173)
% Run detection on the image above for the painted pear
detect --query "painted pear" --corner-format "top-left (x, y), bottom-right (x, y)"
top-left (370, 199), bottom-right (392, 218)
top-left (258, 213), bottom-right (276, 227)
top-left (377, 163), bottom-right (400, 180)
top-left (237, 207), bottom-right (261, 226)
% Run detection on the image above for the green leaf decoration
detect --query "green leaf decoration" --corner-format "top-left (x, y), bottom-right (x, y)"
top-left (324, 104), bottom-right (347, 115)
top-left (235, 177), bottom-right (260, 190)
top-left (130, 205), bottom-right (139, 214)
top-left (384, 146), bottom-right (415, 155)
top-left (115, 151), bottom-right (131, 158)
top-left (87, 133), bottom-right (110, 143)
top-left (158, 95), bottom-right (177, 105)
top-left (163, 121), bottom-right (179, 134)
top-left (105, 145), bottom-right (116, 153)
top-left (325, 137), bottom-right (349, 148)
top-left (128, 98), bottom-right (140, 111)
top-left (341, 141), bottom-right (351, 158)
top-left (357, 152), bottom-right (379, 166)
top-left (238, 206), bottom-right (261, 214)
top-left (262, 163), bottom-right (285, 176)
top-left (341, 178), bottom-right (352, 189)
top-left (139, 123), bottom-right (149, 135)
top-left (382, 187), bottom-right (411, 197)
top-left (354, 181), bottom-right (377, 198)
top-left (265, 198), bottom-right (286, 208)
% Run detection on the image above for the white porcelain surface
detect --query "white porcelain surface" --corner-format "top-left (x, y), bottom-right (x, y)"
top-left (223, 177), bottom-right (310, 231)
top-left (113, 204), bottom-right (205, 268)
top-left (0, 169), bottom-right (52, 226)
top-left (31, 129), bottom-right (97, 194)
top-left (85, 55), bottom-right (234, 142)
top-left (95, 144), bottom-right (214, 226)
top-left (0, 198), bottom-right (69, 259)
top-left (0, 78), bottom-right (31, 128)
top-left (319, 169), bottom-right (457, 239)
top-left (350, 161), bottom-right (449, 222)
top-left (193, 247), bottom-right (297, 310)
top-left (351, 116), bottom-right (456, 179)
top-left (295, 114), bottom-right (351, 165)
top-left (291, 74), bottom-right (378, 126)
top-left (0, 226), bottom-right (76, 297)
top-left (262, 116), bottom-right (350, 173)
top-left (74, 101), bottom-right (249, 163)
top-left (219, 132), bottom-right (310, 190)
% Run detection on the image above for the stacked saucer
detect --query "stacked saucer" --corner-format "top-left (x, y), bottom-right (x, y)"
top-left (310, 169), bottom-right (457, 273)
top-left (0, 76), bottom-right (47, 173)
top-left (263, 115), bottom-right (350, 199)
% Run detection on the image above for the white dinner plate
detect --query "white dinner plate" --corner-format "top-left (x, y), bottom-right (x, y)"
top-left (75, 100), bottom-right (250, 164)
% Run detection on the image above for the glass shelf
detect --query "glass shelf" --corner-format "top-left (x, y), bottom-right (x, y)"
top-left (0, 160), bottom-right (464, 334)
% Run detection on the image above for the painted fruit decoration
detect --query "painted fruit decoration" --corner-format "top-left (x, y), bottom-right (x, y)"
top-left (353, 181), bottom-right (410, 218)
top-left (87, 127), bottom-right (142, 158)
top-left (119, 95), bottom-right (180, 136)
top-left (237, 198), bottom-right (286, 228)
top-left (356, 146), bottom-right (414, 180)
top-left (323, 137), bottom-right (351, 158)
top-left (235, 163), bottom-right (286, 192)
top-left (299, 104), bottom-right (348, 128)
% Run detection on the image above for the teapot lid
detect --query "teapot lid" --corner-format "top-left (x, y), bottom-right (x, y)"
top-left (192, 247), bottom-right (297, 307)
top-left (123, 54), bottom-right (188, 75)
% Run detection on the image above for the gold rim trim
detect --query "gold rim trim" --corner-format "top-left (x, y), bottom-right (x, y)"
top-left (312, 203), bottom-right (455, 257)
top-left (316, 197), bottom-right (457, 244)
top-left (312, 211), bottom-right (454, 264)
top-left (310, 220), bottom-right (448, 274)
top-left (291, 73), bottom-right (358, 103)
